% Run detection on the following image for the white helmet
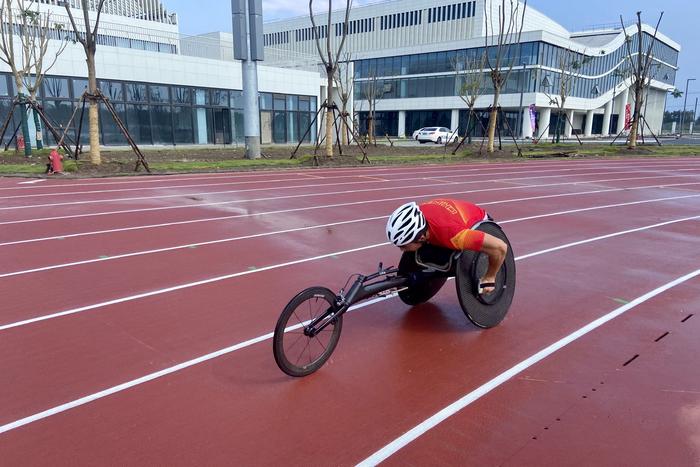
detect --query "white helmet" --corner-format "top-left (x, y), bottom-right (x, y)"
top-left (386, 202), bottom-right (426, 246)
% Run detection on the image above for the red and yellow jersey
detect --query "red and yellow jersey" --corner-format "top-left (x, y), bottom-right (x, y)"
top-left (419, 199), bottom-right (487, 251)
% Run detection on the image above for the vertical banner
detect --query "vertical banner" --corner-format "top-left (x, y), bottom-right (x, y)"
top-left (624, 104), bottom-right (632, 130)
top-left (529, 104), bottom-right (537, 134)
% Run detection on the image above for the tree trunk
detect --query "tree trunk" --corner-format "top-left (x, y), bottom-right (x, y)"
top-left (325, 73), bottom-right (334, 158)
top-left (32, 109), bottom-right (43, 150)
top-left (486, 87), bottom-right (501, 153)
top-left (628, 85), bottom-right (643, 149)
top-left (340, 103), bottom-right (348, 146)
top-left (86, 53), bottom-right (101, 165)
top-left (466, 107), bottom-right (473, 144)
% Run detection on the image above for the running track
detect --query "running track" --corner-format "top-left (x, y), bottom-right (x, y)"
top-left (1, 158), bottom-right (699, 466)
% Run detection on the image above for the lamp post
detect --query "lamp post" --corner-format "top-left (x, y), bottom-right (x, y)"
top-left (680, 78), bottom-right (696, 135)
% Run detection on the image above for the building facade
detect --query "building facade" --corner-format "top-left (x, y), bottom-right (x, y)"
top-left (0, 1), bottom-right (322, 148)
top-left (263, 0), bottom-right (680, 139)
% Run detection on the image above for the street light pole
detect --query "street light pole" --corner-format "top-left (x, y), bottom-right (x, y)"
top-left (680, 78), bottom-right (696, 135)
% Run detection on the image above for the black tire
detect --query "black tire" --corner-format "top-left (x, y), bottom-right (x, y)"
top-left (397, 251), bottom-right (447, 306)
top-left (455, 222), bottom-right (516, 328)
top-left (436, 137), bottom-right (442, 144)
top-left (273, 287), bottom-right (342, 377)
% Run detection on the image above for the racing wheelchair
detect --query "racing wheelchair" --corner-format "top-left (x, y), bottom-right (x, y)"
top-left (273, 221), bottom-right (515, 377)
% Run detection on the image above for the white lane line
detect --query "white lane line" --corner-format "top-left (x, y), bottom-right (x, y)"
top-left (4, 175), bottom-right (700, 246)
top-left (3, 210), bottom-right (700, 333)
top-left (0, 242), bottom-right (388, 332)
top-left (356, 268), bottom-right (700, 466)
top-left (4, 192), bottom-right (700, 279)
top-left (0, 165), bottom-right (563, 200)
top-left (17, 180), bottom-right (46, 185)
top-left (1, 159), bottom-right (692, 192)
top-left (5, 172), bottom-right (699, 227)
top-left (1, 215), bottom-right (698, 435)
top-left (1, 165), bottom-right (698, 210)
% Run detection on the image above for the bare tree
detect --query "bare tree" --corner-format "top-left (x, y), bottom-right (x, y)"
top-left (0, 0), bottom-right (68, 155)
top-left (541, 47), bottom-right (591, 143)
top-left (452, 51), bottom-right (486, 144)
top-left (362, 73), bottom-right (383, 146)
top-left (309, 0), bottom-right (351, 158)
top-left (483, 0), bottom-right (527, 153)
top-left (620, 11), bottom-right (663, 148)
top-left (333, 52), bottom-right (355, 145)
top-left (63, 0), bottom-right (106, 165)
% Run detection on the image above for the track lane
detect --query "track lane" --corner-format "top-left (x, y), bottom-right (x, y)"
top-left (0, 221), bottom-right (698, 464)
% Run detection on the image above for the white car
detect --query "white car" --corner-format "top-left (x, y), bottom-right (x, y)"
top-left (416, 127), bottom-right (458, 144)
top-left (412, 127), bottom-right (427, 140)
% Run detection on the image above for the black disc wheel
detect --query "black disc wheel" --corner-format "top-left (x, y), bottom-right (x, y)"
top-left (273, 287), bottom-right (343, 377)
top-left (455, 222), bottom-right (516, 328)
top-left (397, 251), bottom-right (447, 306)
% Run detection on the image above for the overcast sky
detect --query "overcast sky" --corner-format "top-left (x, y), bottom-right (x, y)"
top-left (164, 0), bottom-right (698, 112)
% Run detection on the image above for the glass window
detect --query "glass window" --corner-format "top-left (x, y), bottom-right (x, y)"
top-left (126, 83), bottom-right (147, 102)
top-left (126, 104), bottom-right (152, 143)
top-left (259, 92), bottom-right (272, 110)
top-left (0, 74), bottom-right (9, 96)
top-left (172, 87), bottom-right (191, 105)
top-left (273, 110), bottom-right (286, 143)
top-left (286, 95), bottom-right (298, 111)
top-left (273, 95), bottom-right (286, 110)
top-left (99, 103), bottom-right (126, 145)
top-left (310, 96), bottom-right (317, 111)
top-left (299, 97), bottom-right (310, 112)
top-left (99, 81), bottom-right (123, 101)
top-left (43, 77), bottom-right (70, 99)
top-left (72, 78), bottom-right (88, 99)
top-left (230, 90), bottom-right (244, 109)
top-left (173, 106), bottom-right (194, 144)
top-left (287, 112), bottom-right (298, 142)
top-left (194, 88), bottom-right (206, 106)
top-left (149, 85), bottom-right (170, 103)
top-left (151, 105), bottom-right (173, 144)
top-left (209, 89), bottom-right (228, 106)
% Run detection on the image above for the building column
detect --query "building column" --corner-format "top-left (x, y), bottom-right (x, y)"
top-left (537, 107), bottom-right (551, 140)
top-left (601, 99), bottom-right (613, 136)
top-left (564, 110), bottom-right (574, 138)
top-left (616, 87), bottom-right (630, 135)
top-left (398, 110), bottom-right (406, 138)
top-left (521, 107), bottom-right (533, 139)
top-left (450, 109), bottom-right (459, 132)
top-left (584, 110), bottom-right (594, 137)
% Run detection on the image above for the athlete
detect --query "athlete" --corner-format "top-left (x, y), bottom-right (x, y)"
top-left (386, 199), bottom-right (508, 295)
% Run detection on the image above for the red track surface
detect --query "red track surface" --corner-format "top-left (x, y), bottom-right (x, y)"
top-left (1, 158), bottom-right (699, 466)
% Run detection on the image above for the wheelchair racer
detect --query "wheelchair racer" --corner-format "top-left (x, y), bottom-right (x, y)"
top-left (386, 199), bottom-right (508, 295)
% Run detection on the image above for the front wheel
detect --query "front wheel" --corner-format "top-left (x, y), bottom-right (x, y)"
top-left (436, 137), bottom-right (443, 144)
top-left (273, 287), bottom-right (343, 377)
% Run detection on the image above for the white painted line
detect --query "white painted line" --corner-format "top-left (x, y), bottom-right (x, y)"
top-left (1, 159), bottom-right (693, 191)
top-left (5, 172), bottom-right (698, 227)
top-left (1, 215), bottom-right (699, 435)
top-left (0, 242), bottom-right (388, 332)
top-left (356, 268), bottom-right (700, 466)
top-left (17, 179), bottom-right (46, 185)
top-left (1, 165), bottom-right (698, 210)
top-left (3, 174), bottom-right (699, 246)
top-left (3, 213), bottom-right (699, 332)
top-left (4, 192), bottom-right (700, 279)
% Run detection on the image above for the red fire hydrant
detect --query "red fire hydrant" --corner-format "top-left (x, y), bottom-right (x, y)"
top-left (17, 135), bottom-right (25, 151)
top-left (47, 149), bottom-right (63, 175)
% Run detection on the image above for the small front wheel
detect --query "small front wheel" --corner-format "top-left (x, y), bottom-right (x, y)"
top-left (273, 287), bottom-right (343, 377)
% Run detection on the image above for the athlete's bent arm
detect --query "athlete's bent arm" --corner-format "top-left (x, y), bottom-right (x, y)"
top-left (480, 233), bottom-right (507, 292)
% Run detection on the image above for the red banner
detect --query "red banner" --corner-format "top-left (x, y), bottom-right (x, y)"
top-left (624, 104), bottom-right (632, 130)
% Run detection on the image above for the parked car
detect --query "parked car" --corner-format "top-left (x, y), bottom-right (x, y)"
top-left (416, 127), bottom-right (458, 144)
top-left (412, 127), bottom-right (427, 140)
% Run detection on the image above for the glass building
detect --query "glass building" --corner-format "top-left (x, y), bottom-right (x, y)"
top-left (263, 0), bottom-right (680, 139)
top-left (0, 1), bottom-right (321, 148)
